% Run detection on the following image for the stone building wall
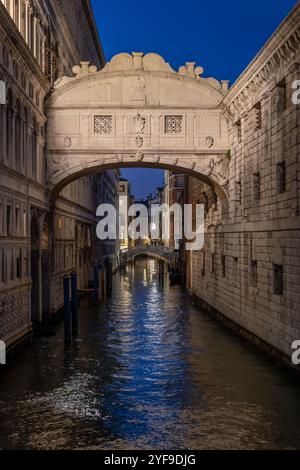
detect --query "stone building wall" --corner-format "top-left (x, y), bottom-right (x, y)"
top-left (187, 3), bottom-right (300, 363)
top-left (0, 1), bottom-right (115, 347)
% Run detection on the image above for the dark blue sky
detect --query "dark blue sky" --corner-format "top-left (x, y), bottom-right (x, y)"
top-left (91, 0), bottom-right (297, 199)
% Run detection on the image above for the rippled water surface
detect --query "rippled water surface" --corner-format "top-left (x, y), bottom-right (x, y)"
top-left (1, 258), bottom-right (300, 450)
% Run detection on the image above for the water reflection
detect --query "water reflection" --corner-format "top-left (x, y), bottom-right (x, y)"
top-left (0, 258), bottom-right (300, 449)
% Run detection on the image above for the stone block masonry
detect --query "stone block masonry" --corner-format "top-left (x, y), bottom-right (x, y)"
top-left (186, 3), bottom-right (300, 369)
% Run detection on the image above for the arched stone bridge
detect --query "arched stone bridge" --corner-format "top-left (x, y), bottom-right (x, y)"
top-left (46, 52), bottom-right (230, 210)
top-left (120, 245), bottom-right (174, 267)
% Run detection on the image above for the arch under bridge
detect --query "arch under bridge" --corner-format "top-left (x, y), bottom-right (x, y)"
top-left (120, 245), bottom-right (174, 267)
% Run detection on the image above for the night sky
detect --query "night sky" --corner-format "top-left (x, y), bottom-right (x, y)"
top-left (90, 0), bottom-right (297, 200)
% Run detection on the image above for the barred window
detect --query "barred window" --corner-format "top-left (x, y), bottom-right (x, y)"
top-left (253, 102), bottom-right (262, 129)
top-left (94, 115), bottom-right (113, 134)
top-left (235, 119), bottom-right (242, 143)
top-left (221, 254), bottom-right (226, 277)
top-left (165, 115), bottom-right (183, 134)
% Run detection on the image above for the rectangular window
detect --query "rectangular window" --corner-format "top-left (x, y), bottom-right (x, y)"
top-left (94, 115), bottom-right (113, 134)
top-left (15, 206), bottom-right (20, 236)
top-left (7, 204), bottom-right (12, 236)
top-left (201, 250), bottom-right (205, 277)
top-left (236, 181), bottom-right (242, 203)
top-left (7, 248), bottom-right (14, 281)
top-left (235, 119), bottom-right (242, 143)
top-left (250, 260), bottom-right (258, 287)
top-left (233, 257), bottom-right (238, 280)
top-left (277, 79), bottom-right (287, 113)
top-left (276, 161), bottom-right (286, 193)
top-left (0, 248), bottom-right (5, 284)
top-left (273, 264), bottom-right (283, 295)
top-left (16, 248), bottom-right (22, 279)
top-left (0, 202), bottom-right (3, 235)
top-left (165, 115), bottom-right (183, 134)
top-left (23, 209), bottom-right (27, 237)
top-left (23, 249), bottom-right (28, 276)
top-left (211, 253), bottom-right (215, 274)
top-left (253, 102), bottom-right (262, 129)
top-left (221, 255), bottom-right (226, 277)
top-left (253, 172), bottom-right (260, 203)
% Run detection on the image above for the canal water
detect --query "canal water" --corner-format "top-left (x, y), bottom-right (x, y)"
top-left (1, 258), bottom-right (300, 450)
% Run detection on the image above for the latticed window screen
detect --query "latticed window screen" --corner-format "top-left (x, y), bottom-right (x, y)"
top-left (94, 115), bottom-right (113, 134)
top-left (165, 115), bottom-right (183, 134)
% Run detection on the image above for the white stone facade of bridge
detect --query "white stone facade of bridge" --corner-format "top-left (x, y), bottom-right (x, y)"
top-left (46, 52), bottom-right (230, 204)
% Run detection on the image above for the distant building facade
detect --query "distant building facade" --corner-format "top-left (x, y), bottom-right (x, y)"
top-left (118, 177), bottom-right (132, 251)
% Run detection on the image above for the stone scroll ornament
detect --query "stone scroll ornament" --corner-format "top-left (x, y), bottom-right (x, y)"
top-left (48, 156), bottom-right (71, 177)
top-left (205, 156), bottom-right (229, 186)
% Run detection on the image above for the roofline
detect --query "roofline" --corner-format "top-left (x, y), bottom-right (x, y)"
top-left (83, 0), bottom-right (106, 67)
top-left (224, 1), bottom-right (300, 103)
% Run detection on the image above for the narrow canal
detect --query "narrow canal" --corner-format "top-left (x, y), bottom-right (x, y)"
top-left (1, 258), bottom-right (300, 450)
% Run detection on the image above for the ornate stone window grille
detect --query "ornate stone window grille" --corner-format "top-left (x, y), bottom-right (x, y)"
top-left (94, 115), bottom-right (113, 134)
top-left (165, 115), bottom-right (183, 134)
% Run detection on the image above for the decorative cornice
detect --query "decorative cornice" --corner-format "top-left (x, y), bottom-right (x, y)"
top-left (223, 3), bottom-right (300, 119)
top-left (0, 3), bottom-right (50, 93)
